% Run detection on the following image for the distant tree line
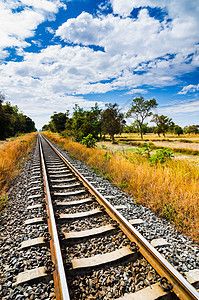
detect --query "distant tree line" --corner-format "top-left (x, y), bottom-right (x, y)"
top-left (0, 92), bottom-right (36, 139)
top-left (42, 96), bottom-right (199, 146)
top-left (42, 103), bottom-right (125, 144)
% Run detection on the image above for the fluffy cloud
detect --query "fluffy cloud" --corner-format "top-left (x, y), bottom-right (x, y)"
top-left (158, 99), bottom-right (199, 115)
top-left (0, 0), bottom-right (65, 56)
top-left (178, 84), bottom-right (199, 95)
top-left (126, 88), bottom-right (148, 95)
top-left (56, 3), bottom-right (199, 86)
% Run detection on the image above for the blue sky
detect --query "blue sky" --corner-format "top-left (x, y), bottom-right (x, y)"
top-left (0, 0), bottom-right (198, 129)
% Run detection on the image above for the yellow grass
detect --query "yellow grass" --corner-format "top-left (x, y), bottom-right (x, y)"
top-left (116, 132), bottom-right (199, 141)
top-left (43, 131), bottom-right (199, 243)
top-left (0, 132), bottom-right (37, 212)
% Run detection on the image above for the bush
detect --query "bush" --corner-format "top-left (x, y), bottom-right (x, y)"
top-left (149, 148), bottom-right (174, 165)
top-left (136, 143), bottom-right (174, 165)
top-left (81, 134), bottom-right (97, 148)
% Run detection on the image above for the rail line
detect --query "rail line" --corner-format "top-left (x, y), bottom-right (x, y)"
top-left (13, 134), bottom-right (199, 299)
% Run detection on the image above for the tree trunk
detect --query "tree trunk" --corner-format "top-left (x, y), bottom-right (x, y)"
top-left (140, 124), bottom-right (143, 139)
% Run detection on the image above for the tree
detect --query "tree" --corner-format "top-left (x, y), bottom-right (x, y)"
top-left (174, 125), bottom-right (183, 136)
top-left (184, 125), bottom-right (199, 135)
top-left (73, 104), bottom-right (86, 119)
top-left (126, 96), bottom-right (158, 139)
top-left (0, 92), bottom-right (6, 139)
top-left (101, 103), bottom-right (125, 142)
top-left (50, 111), bottom-right (69, 133)
top-left (152, 114), bottom-right (174, 137)
top-left (0, 92), bottom-right (36, 139)
top-left (64, 104), bottom-right (102, 142)
top-left (24, 116), bottom-right (36, 133)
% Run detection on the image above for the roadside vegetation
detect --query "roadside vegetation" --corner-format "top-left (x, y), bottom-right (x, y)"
top-left (0, 132), bottom-right (37, 213)
top-left (43, 131), bottom-right (199, 243)
top-left (0, 92), bottom-right (36, 140)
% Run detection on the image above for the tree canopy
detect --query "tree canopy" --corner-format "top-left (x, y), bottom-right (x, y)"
top-left (152, 114), bottom-right (174, 137)
top-left (50, 111), bottom-right (69, 133)
top-left (101, 103), bottom-right (125, 142)
top-left (126, 96), bottom-right (158, 139)
top-left (0, 93), bottom-right (36, 139)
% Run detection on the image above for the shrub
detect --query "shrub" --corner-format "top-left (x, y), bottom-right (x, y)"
top-left (149, 148), bottom-right (174, 165)
top-left (81, 134), bottom-right (97, 148)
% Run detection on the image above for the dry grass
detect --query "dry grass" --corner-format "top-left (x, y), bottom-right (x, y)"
top-left (43, 131), bottom-right (199, 243)
top-left (0, 132), bottom-right (37, 213)
top-left (152, 140), bottom-right (199, 151)
top-left (104, 133), bottom-right (199, 156)
top-left (116, 132), bottom-right (199, 141)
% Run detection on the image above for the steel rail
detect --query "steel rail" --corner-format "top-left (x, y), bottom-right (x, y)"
top-left (41, 133), bottom-right (199, 300)
top-left (38, 134), bottom-right (70, 300)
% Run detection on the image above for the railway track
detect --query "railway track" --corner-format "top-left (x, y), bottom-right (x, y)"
top-left (12, 134), bottom-right (199, 299)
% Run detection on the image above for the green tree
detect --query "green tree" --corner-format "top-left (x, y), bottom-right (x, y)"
top-left (24, 116), bottom-right (36, 133)
top-left (73, 104), bottom-right (86, 119)
top-left (173, 125), bottom-right (183, 136)
top-left (0, 92), bottom-right (36, 139)
top-left (42, 124), bottom-right (50, 131)
top-left (126, 96), bottom-right (158, 139)
top-left (184, 125), bottom-right (199, 134)
top-left (0, 92), bottom-right (6, 139)
top-left (101, 103), bottom-right (125, 142)
top-left (152, 114), bottom-right (174, 137)
top-left (65, 104), bottom-right (102, 141)
top-left (50, 111), bottom-right (69, 133)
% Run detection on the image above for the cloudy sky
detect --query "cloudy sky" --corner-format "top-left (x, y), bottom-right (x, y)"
top-left (0, 0), bottom-right (199, 129)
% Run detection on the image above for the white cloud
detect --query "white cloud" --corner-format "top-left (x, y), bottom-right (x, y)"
top-left (0, 0), bottom-right (64, 57)
top-left (55, 3), bottom-right (199, 87)
top-left (178, 84), bottom-right (199, 95)
top-left (158, 99), bottom-right (199, 115)
top-left (46, 27), bottom-right (55, 34)
top-left (126, 88), bottom-right (148, 95)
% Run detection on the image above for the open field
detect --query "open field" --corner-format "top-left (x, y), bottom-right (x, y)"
top-left (114, 132), bottom-right (199, 142)
top-left (0, 132), bottom-right (37, 213)
top-left (43, 131), bottom-right (199, 243)
top-left (97, 141), bottom-right (199, 165)
top-left (104, 133), bottom-right (199, 157)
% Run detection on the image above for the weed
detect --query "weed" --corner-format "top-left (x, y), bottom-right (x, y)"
top-left (81, 134), bottom-right (97, 148)
top-left (101, 145), bottom-right (107, 150)
top-left (0, 194), bottom-right (8, 214)
top-left (164, 204), bottom-right (175, 223)
top-left (104, 152), bottom-right (112, 160)
top-left (149, 148), bottom-right (174, 165)
top-left (118, 180), bottom-right (129, 189)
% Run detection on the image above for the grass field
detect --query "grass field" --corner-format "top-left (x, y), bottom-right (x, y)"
top-left (43, 131), bottom-right (199, 243)
top-left (103, 133), bottom-right (199, 158)
top-left (0, 132), bottom-right (37, 214)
